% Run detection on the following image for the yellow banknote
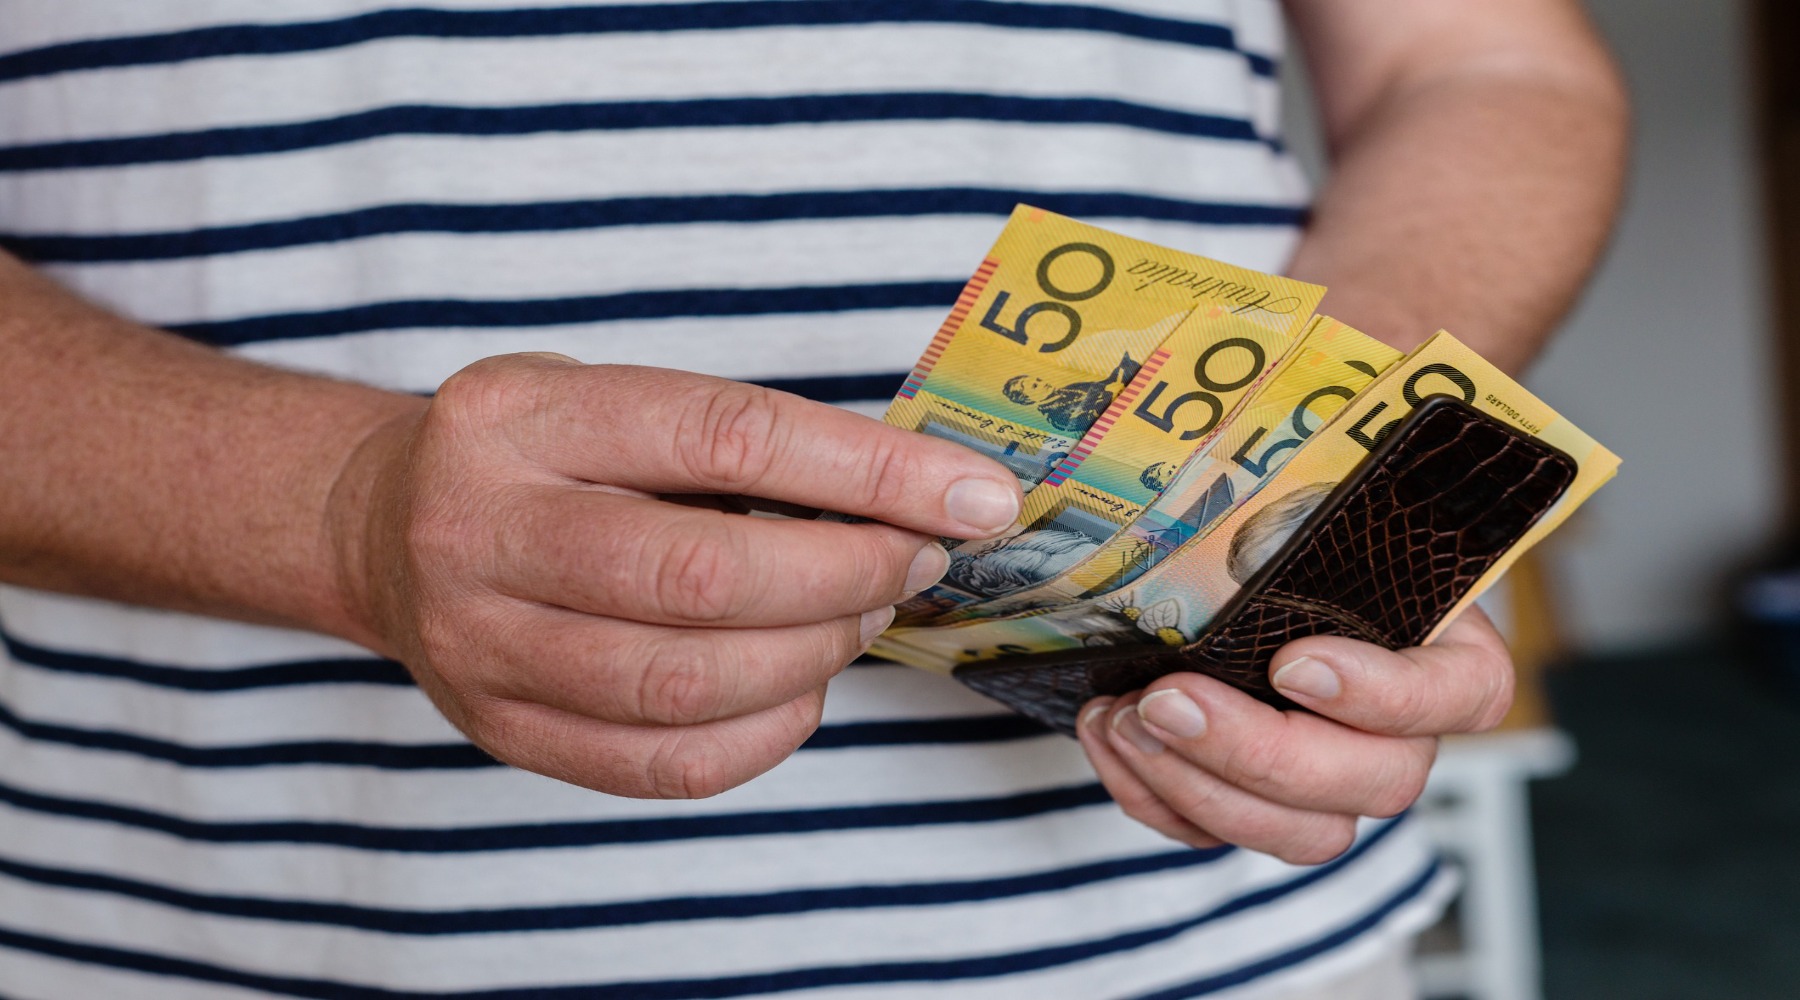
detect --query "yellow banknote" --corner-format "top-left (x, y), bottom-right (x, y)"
top-left (876, 330), bottom-right (1619, 671)
top-left (880, 204), bottom-right (1323, 487)
top-left (896, 317), bottom-right (1400, 630)
top-left (907, 308), bottom-right (1294, 616)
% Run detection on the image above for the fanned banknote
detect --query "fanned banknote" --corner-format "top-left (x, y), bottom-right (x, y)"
top-left (893, 307), bottom-right (1298, 623)
top-left (891, 316), bottom-right (1402, 633)
top-left (873, 330), bottom-right (1619, 672)
top-left (878, 204), bottom-right (1323, 488)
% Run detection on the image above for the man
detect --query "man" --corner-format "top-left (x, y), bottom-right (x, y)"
top-left (0, 2), bottom-right (1625, 997)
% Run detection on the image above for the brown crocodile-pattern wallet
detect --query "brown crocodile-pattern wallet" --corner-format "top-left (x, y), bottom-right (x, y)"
top-left (950, 396), bottom-right (1578, 735)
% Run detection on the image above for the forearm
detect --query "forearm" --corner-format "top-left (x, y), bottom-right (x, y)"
top-left (0, 253), bottom-right (423, 647)
top-left (1285, 3), bottom-right (1630, 373)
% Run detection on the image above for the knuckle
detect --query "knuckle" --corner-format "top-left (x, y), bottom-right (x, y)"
top-left (434, 356), bottom-right (539, 425)
top-left (1369, 758), bottom-right (1432, 818)
top-left (1103, 780), bottom-right (1164, 825)
top-left (1116, 795), bottom-right (1167, 830)
top-left (404, 498), bottom-right (479, 576)
top-left (636, 636), bottom-right (729, 725)
top-left (847, 530), bottom-right (913, 605)
top-left (650, 519), bottom-right (749, 623)
top-left (1388, 678), bottom-right (1439, 733)
top-left (677, 382), bottom-right (785, 491)
top-left (764, 690), bottom-right (829, 756)
top-left (1224, 808), bottom-right (1296, 854)
top-left (453, 694), bottom-right (533, 765)
top-left (1279, 819), bottom-right (1358, 866)
top-left (1160, 780), bottom-right (1228, 831)
top-left (1218, 730), bottom-right (1289, 790)
top-left (644, 735), bottom-right (732, 800)
top-left (1467, 657), bottom-right (1517, 732)
top-left (854, 434), bottom-right (919, 515)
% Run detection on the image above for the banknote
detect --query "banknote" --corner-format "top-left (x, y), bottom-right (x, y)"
top-left (891, 307), bottom-right (1298, 623)
top-left (894, 316), bottom-right (1401, 630)
top-left (879, 204), bottom-right (1324, 487)
top-left (874, 330), bottom-right (1620, 671)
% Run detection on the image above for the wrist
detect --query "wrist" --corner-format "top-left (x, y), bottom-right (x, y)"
top-left (322, 397), bottom-right (429, 658)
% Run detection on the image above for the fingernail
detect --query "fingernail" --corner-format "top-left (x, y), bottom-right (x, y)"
top-left (1112, 707), bottom-right (1166, 755)
top-left (1081, 699), bottom-right (1116, 733)
top-left (1138, 690), bottom-right (1207, 739)
top-left (860, 606), bottom-right (896, 645)
top-left (903, 543), bottom-right (950, 595)
top-left (944, 478), bottom-right (1020, 535)
top-left (1272, 656), bottom-right (1341, 700)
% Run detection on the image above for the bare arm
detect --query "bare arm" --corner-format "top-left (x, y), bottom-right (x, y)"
top-left (1283, 0), bottom-right (1630, 372)
top-left (0, 253), bottom-right (1024, 797)
top-left (0, 255), bottom-right (421, 649)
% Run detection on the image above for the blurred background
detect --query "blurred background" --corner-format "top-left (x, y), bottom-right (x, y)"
top-left (1288, 2), bottom-right (1800, 997)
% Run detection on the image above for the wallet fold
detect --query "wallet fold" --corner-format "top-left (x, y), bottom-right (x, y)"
top-left (951, 395), bottom-right (1578, 735)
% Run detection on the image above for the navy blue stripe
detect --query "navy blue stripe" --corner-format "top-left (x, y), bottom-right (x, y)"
top-left (0, 844), bottom-right (1223, 934)
top-left (0, 698), bottom-right (495, 770)
top-left (799, 714), bottom-right (1048, 749)
top-left (0, 684), bottom-right (1046, 767)
top-left (0, 3), bottom-right (1276, 84)
top-left (1130, 861), bottom-right (1442, 999)
top-left (1, 628), bottom-right (413, 690)
top-left (3, 630), bottom-right (1047, 751)
top-left (0, 94), bottom-right (1271, 174)
top-left (0, 189), bottom-right (1305, 265)
top-left (166, 281), bottom-right (966, 347)
top-left (0, 823), bottom-right (1420, 999)
top-left (746, 370), bottom-right (907, 404)
top-left (0, 778), bottom-right (1111, 850)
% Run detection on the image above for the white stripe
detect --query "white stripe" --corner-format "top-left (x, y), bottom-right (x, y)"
top-left (0, 718), bottom-right (1085, 825)
top-left (47, 216), bottom-right (1023, 326)
top-left (0, 945), bottom-right (276, 1000)
top-left (40, 215), bottom-right (1299, 329)
top-left (0, 656), bottom-right (458, 746)
top-left (0, 822), bottom-right (1430, 994)
top-left (0, 586), bottom-right (374, 669)
top-left (0, 123), bottom-right (1303, 234)
top-left (0, 0), bottom-right (1273, 62)
top-left (0, 27), bottom-right (1275, 145)
top-left (0, 792), bottom-right (1200, 908)
top-left (0, 651), bottom-right (1014, 750)
top-left (0, 644), bottom-right (1015, 748)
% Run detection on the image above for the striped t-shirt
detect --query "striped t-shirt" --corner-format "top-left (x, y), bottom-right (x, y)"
top-left (0, 3), bottom-right (1451, 997)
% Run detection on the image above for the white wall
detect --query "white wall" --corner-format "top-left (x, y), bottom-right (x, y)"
top-left (1285, 0), bottom-right (1783, 651)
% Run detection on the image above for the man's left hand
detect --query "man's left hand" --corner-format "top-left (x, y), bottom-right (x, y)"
top-left (1078, 607), bottom-right (1514, 864)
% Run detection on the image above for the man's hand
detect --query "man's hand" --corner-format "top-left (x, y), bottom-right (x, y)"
top-left (1077, 608), bottom-right (1512, 863)
top-left (329, 354), bottom-right (1021, 799)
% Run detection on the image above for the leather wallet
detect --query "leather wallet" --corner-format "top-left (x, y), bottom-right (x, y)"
top-left (950, 395), bottom-right (1578, 735)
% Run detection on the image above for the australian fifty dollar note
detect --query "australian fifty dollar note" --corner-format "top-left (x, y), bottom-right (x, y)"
top-left (876, 204), bottom-right (1323, 488)
top-left (890, 316), bottom-right (1402, 634)
top-left (892, 305), bottom-right (1298, 624)
top-left (872, 330), bottom-right (1619, 671)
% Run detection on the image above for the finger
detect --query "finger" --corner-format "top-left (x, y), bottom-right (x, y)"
top-left (1267, 606), bottom-right (1515, 737)
top-left (1133, 673), bottom-right (1437, 817)
top-left (491, 486), bottom-right (947, 627)
top-left (487, 359), bottom-right (1023, 539)
top-left (468, 600), bottom-right (884, 727)
top-left (1102, 693), bottom-right (1358, 866)
top-left (1076, 698), bottom-right (1223, 851)
top-left (469, 685), bottom-right (827, 799)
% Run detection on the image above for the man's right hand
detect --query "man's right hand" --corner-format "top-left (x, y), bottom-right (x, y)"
top-left (328, 354), bottom-right (1021, 799)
